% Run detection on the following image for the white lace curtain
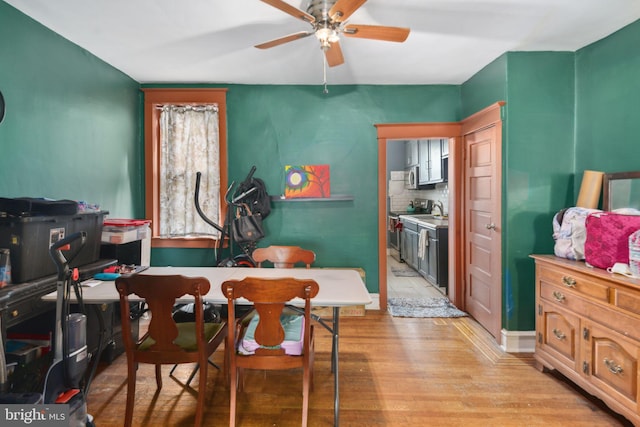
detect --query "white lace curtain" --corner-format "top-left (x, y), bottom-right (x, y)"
top-left (159, 104), bottom-right (221, 237)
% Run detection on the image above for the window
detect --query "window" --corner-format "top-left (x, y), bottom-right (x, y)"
top-left (143, 88), bottom-right (228, 248)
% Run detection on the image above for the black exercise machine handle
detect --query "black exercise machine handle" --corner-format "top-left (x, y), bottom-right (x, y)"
top-left (195, 172), bottom-right (224, 233)
top-left (49, 231), bottom-right (87, 273)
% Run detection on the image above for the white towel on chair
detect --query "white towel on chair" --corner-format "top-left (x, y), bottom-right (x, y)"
top-left (418, 229), bottom-right (428, 259)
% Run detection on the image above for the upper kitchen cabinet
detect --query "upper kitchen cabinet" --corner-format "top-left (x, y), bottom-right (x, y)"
top-left (405, 140), bottom-right (419, 167)
top-left (418, 138), bottom-right (447, 185)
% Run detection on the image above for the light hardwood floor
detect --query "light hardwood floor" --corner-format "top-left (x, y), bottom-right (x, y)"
top-left (86, 311), bottom-right (631, 426)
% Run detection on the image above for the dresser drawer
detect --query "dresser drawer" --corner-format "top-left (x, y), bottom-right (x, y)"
top-left (537, 263), bottom-right (610, 302)
top-left (613, 287), bottom-right (640, 318)
top-left (539, 280), bottom-right (588, 312)
top-left (587, 322), bottom-right (639, 412)
top-left (538, 301), bottom-right (580, 370)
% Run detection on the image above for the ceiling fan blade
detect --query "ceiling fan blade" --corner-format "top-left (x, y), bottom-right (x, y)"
top-left (343, 24), bottom-right (410, 42)
top-left (255, 31), bottom-right (313, 49)
top-left (324, 41), bottom-right (345, 67)
top-left (329, 0), bottom-right (367, 22)
top-left (260, 0), bottom-right (315, 23)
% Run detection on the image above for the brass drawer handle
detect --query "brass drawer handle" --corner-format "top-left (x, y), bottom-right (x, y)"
top-left (552, 328), bottom-right (566, 340)
top-left (561, 276), bottom-right (576, 288)
top-left (552, 291), bottom-right (565, 302)
top-left (604, 358), bottom-right (623, 375)
top-left (11, 309), bottom-right (18, 318)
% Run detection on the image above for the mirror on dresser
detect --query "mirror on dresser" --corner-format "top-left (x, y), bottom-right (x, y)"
top-left (602, 170), bottom-right (640, 211)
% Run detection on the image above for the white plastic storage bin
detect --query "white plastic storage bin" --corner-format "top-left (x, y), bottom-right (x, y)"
top-left (101, 219), bottom-right (151, 245)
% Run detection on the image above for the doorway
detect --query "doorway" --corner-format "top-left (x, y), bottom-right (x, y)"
top-left (376, 103), bottom-right (505, 342)
top-left (375, 123), bottom-right (463, 312)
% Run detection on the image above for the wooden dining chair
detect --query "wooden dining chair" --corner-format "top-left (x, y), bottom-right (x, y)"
top-left (222, 277), bottom-right (319, 427)
top-left (252, 245), bottom-right (316, 268)
top-left (115, 274), bottom-right (227, 427)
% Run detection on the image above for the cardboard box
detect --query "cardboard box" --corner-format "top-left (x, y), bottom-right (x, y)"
top-left (312, 305), bottom-right (366, 317)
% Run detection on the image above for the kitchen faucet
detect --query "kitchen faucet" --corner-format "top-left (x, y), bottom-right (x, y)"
top-left (433, 200), bottom-right (444, 217)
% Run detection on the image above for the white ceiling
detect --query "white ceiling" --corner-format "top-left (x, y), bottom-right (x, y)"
top-left (6, 0), bottom-right (640, 85)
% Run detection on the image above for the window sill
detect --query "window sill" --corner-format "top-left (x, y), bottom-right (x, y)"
top-left (151, 236), bottom-right (221, 249)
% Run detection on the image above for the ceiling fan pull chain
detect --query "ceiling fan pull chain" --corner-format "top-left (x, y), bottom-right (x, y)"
top-left (323, 55), bottom-right (329, 94)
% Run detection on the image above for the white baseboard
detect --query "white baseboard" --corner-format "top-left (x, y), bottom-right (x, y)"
top-left (367, 293), bottom-right (380, 310)
top-left (500, 329), bottom-right (536, 353)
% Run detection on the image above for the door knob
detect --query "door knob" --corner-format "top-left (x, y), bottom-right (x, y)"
top-left (485, 223), bottom-right (496, 230)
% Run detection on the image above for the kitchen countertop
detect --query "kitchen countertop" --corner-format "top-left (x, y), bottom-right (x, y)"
top-left (399, 214), bottom-right (449, 229)
top-left (389, 210), bottom-right (428, 216)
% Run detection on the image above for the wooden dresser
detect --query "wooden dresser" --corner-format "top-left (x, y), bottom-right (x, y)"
top-left (531, 254), bottom-right (640, 425)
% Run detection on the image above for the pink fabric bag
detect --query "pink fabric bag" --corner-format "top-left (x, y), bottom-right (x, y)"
top-left (584, 211), bottom-right (640, 269)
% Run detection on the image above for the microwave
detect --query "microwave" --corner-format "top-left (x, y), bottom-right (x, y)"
top-left (405, 166), bottom-right (419, 189)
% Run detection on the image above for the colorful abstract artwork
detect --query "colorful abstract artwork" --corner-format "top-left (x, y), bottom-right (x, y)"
top-left (284, 165), bottom-right (331, 198)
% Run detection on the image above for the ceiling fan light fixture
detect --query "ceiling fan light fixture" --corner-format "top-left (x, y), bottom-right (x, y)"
top-left (315, 27), bottom-right (340, 44)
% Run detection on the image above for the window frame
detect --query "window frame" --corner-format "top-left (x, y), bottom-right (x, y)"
top-left (142, 88), bottom-right (228, 248)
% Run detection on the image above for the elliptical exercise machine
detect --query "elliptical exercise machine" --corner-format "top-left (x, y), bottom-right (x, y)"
top-left (195, 165), bottom-right (270, 267)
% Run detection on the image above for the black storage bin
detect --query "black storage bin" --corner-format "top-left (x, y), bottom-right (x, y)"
top-left (0, 211), bottom-right (107, 283)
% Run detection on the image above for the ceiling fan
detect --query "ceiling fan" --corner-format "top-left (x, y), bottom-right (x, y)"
top-left (255, 0), bottom-right (410, 67)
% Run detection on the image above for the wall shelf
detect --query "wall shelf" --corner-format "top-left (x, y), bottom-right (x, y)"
top-left (270, 195), bottom-right (354, 202)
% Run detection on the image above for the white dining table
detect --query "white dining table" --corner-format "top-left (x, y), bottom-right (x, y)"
top-left (43, 266), bottom-right (372, 427)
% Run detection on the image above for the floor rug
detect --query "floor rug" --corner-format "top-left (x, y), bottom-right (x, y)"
top-left (388, 297), bottom-right (468, 318)
top-left (390, 267), bottom-right (420, 277)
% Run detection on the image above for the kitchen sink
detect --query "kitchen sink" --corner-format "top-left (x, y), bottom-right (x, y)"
top-left (404, 214), bottom-right (438, 219)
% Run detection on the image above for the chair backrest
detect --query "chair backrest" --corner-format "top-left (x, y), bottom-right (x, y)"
top-left (222, 277), bottom-right (319, 356)
top-left (252, 245), bottom-right (316, 268)
top-left (115, 274), bottom-right (211, 355)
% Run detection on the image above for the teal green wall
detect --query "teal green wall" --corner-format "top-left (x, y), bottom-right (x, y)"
top-left (460, 54), bottom-right (507, 118)
top-left (462, 52), bottom-right (576, 331)
top-left (150, 84), bottom-right (462, 293)
top-left (461, 23), bottom-right (640, 332)
top-left (575, 19), bottom-right (640, 177)
top-left (502, 52), bottom-right (576, 331)
top-left (0, 2), bottom-right (141, 217)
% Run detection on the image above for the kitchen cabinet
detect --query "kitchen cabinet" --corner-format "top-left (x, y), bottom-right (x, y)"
top-left (405, 140), bottom-right (418, 168)
top-left (418, 139), bottom-right (445, 185)
top-left (531, 254), bottom-right (640, 426)
top-left (417, 223), bottom-right (448, 294)
top-left (400, 218), bottom-right (418, 270)
top-left (400, 216), bottom-right (449, 294)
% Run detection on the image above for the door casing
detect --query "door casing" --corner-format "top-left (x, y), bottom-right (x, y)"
top-left (376, 102), bottom-right (504, 332)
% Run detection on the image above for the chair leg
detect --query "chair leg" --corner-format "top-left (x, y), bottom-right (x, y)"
top-left (186, 364), bottom-right (200, 386)
top-left (194, 358), bottom-right (208, 427)
top-left (155, 364), bottom-right (162, 390)
top-left (125, 359), bottom-right (136, 427)
top-left (302, 365), bottom-right (310, 427)
top-left (229, 366), bottom-right (237, 427)
top-left (169, 364), bottom-right (179, 376)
